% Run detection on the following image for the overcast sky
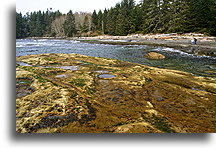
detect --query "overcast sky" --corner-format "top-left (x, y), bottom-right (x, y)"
top-left (16, 0), bottom-right (140, 14)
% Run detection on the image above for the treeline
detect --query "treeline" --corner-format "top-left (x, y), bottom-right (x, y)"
top-left (16, 0), bottom-right (216, 38)
top-left (16, 9), bottom-right (63, 38)
top-left (93, 0), bottom-right (215, 36)
top-left (16, 9), bottom-right (92, 38)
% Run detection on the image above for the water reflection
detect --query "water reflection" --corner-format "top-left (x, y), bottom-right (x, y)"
top-left (98, 74), bottom-right (116, 79)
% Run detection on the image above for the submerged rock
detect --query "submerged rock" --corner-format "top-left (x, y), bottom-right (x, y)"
top-left (145, 52), bottom-right (165, 60)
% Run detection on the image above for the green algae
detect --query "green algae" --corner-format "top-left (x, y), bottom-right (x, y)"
top-left (70, 78), bottom-right (86, 87)
top-left (85, 86), bottom-right (96, 94)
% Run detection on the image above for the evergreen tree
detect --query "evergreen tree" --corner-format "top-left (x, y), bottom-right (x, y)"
top-left (103, 9), bottom-right (108, 34)
top-left (106, 7), bottom-right (117, 35)
top-left (127, 0), bottom-right (136, 34)
top-left (166, 0), bottom-right (188, 33)
top-left (92, 10), bottom-right (98, 31)
top-left (208, 0), bottom-right (216, 36)
top-left (115, 12), bottom-right (127, 35)
top-left (16, 12), bottom-right (23, 38)
top-left (141, 0), bottom-right (160, 34)
top-left (115, 0), bottom-right (134, 35)
top-left (156, 0), bottom-right (170, 33)
top-left (63, 10), bottom-right (76, 37)
top-left (97, 10), bottom-right (103, 32)
top-left (183, 0), bottom-right (215, 35)
top-left (43, 8), bottom-right (56, 36)
top-left (35, 11), bottom-right (44, 36)
top-left (133, 4), bottom-right (143, 32)
top-left (28, 12), bottom-right (37, 36)
top-left (16, 12), bottom-right (29, 38)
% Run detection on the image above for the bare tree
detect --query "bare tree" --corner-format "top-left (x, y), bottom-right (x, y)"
top-left (51, 15), bottom-right (66, 36)
top-left (74, 12), bottom-right (92, 33)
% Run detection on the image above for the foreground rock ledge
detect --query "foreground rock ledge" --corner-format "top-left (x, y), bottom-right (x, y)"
top-left (16, 53), bottom-right (216, 133)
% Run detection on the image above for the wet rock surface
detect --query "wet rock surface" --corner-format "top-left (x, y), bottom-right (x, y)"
top-left (16, 77), bottom-right (35, 98)
top-left (16, 53), bottom-right (216, 133)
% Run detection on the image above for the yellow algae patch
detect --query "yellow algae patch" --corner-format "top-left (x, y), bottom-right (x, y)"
top-left (145, 109), bottom-right (158, 116)
top-left (114, 122), bottom-right (162, 133)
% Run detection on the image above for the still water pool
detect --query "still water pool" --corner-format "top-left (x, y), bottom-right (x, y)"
top-left (16, 39), bottom-right (216, 77)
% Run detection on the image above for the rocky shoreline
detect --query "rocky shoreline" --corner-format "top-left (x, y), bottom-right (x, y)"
top-left (77, 34), bottom-right (216, 57)
top-left (16, 53), bottom-right (216, 133)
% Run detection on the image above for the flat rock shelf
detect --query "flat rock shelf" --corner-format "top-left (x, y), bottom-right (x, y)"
top-left (16, 53), bottom-right (216, 133)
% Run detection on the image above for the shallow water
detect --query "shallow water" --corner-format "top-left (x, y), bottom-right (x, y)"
top-left (56, 66), bottom-right (79, 71)
top-left (17, 61), bottom-right (79, 71)
top-left (95, 70), bottom-right (109, 73)
top-left (17, 62), bottom-right (33, 66)
top-left (16, 39), bottom-right (216, 77)
top-left (98, 74), bottom-right (116, 79)
top-left (55, 74), bottom-right (68, 78)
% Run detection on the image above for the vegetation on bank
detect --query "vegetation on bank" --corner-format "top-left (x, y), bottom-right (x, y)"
top-left (16, 0), bottom-right (216, 38)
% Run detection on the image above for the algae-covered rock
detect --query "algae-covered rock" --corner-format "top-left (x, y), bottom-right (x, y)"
top-left (16, 53), bottom-right (215, 133)
top-left (145, 52), bottom-right (165, 60)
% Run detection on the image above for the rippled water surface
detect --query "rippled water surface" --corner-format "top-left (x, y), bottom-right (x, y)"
top-left (16, 39), bottom-right (216, 77)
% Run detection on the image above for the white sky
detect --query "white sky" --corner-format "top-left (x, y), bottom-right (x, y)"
top-left (16, 0), bottom-right (140, 14)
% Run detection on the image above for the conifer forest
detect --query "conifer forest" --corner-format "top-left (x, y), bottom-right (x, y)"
top-left (16, 0), bottom-right (216, 38)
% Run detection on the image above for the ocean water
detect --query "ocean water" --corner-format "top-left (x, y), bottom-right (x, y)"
top-left (16, 39), bottom-right (216, 77)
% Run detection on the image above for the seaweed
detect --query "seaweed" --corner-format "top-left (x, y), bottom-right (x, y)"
top-left (70, 78), bottom-right (86, 87)
top-left (142, 113), bottom-right (175, 133)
